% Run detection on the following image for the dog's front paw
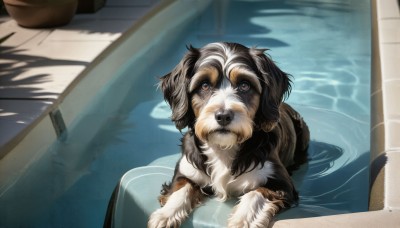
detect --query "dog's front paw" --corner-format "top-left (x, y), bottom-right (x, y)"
top-left (227, 191), bottom-right (279, 228)
top-left (148, 208), bottom-right (185, 228)
top-left (227, 218), bottom-right (251, 228)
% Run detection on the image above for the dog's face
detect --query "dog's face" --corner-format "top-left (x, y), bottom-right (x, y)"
top-left (160, 42), bottom-right (291, 148)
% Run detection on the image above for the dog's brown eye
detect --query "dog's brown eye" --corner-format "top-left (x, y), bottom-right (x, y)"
top-left (238, 81), bottom-right (251, 92)
top-left (201, 81), bottom-right (211, 91)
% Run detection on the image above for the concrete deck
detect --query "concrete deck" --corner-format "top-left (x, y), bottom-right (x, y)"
top-left (0, 0), bottom-right (160, 158)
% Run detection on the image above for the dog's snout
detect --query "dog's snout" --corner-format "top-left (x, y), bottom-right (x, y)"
top-left (215, 109), bottom-right (234, 126)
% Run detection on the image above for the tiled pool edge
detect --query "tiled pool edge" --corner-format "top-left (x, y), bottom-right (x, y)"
top-left (369, 0), bottom-right (400, 212)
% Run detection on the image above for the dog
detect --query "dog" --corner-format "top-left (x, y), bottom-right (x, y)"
top-left (148, 42), bottom-right (310, 228)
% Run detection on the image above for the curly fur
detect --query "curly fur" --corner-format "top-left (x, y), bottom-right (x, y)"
top-left (148, 42), bottom-right (310, 228)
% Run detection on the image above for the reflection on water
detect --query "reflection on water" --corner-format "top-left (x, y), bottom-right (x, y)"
top-left (290, 56), bottom-right (370, 119)
top-left (196, 0), bottom-right (371, 120)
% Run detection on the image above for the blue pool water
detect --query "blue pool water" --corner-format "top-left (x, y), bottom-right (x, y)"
top-left (0, 0), bottom-right (371, 227)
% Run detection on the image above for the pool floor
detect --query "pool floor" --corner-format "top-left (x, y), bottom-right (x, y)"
top-left (0, 0), bottom-right (371, 227)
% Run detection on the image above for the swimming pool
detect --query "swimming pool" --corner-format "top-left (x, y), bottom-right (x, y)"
top-left (0, 0), bottom-right (371, 227)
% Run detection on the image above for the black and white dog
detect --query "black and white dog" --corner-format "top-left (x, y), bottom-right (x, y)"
top-left (148, 42), bottom-right (310, 227)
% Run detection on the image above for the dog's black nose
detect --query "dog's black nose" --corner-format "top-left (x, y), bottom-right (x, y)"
top-left (215, 109), bottom-right (234, 126)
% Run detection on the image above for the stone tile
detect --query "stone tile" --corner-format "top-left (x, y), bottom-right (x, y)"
top-left (377, 0), bottom-right (400, 19)
top-left (379, 18), bottom-right (400, 43)
top-left (1, 43), bottom-right (88, 100)
top-left (0, 21), bottom-right (50, 47)
top-left (383, 80), bottom-right (400, 119)
top-left (2, 35), bottom-right (110, 64)
top-left (386, 151), bottom-right (400, 209)
top-left (273, 210), bottom-right (400, 227)
top-left (387, 120), bottom-right (400, 150)
top-left (28, 40), bottom-right (110, 62)
top-left (46, 18), bottom-right (135, 42)
top-left (380, 44), bottom-right (400, 81)
top-left (0, 66), bottom-right (84, 99)
top-left (382, 79), bottom-right (399, 148)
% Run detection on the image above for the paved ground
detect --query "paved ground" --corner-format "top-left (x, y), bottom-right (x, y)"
top-left (0, 0), bottom-right (160, 156)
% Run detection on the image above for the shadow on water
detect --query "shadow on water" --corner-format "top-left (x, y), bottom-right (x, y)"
top-left (282, 140), bottom-right (370, 219)
top-left (303, 141), bottom-right (344, 180)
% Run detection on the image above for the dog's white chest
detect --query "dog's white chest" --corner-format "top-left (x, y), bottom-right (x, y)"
top-left (179, 148), bottom-right (274, 201)
top-left (228, 162), bottom-right (274, 195)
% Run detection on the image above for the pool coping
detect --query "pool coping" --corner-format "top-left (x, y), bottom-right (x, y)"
top-left (369, 0), bottom-right (400, 212)
top-left (0, 0), bottom-right (172, 201)
top-left (0, 0), bottom-right (164, 158)
top-left (1, 0), bottom-right (400, 226)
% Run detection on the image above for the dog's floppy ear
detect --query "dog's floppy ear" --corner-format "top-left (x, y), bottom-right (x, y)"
top-left (160, 45), bottom-right (200, 131)
top-left (250, 48), bottom-right (292, 132)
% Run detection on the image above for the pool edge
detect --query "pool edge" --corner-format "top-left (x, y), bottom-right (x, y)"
top-left (273, 0), bottom-right (400, 226)
top-left (0, 0), bottom-right (212, 196)
top-left (369, 0), bottom-right (400, 212)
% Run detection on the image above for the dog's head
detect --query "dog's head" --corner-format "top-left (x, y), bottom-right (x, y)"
top-left (160, 42), bottom-right (291, 148)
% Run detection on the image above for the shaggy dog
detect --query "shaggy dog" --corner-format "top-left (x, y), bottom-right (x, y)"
top-left (148, 42), bottom-right (309, 228)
